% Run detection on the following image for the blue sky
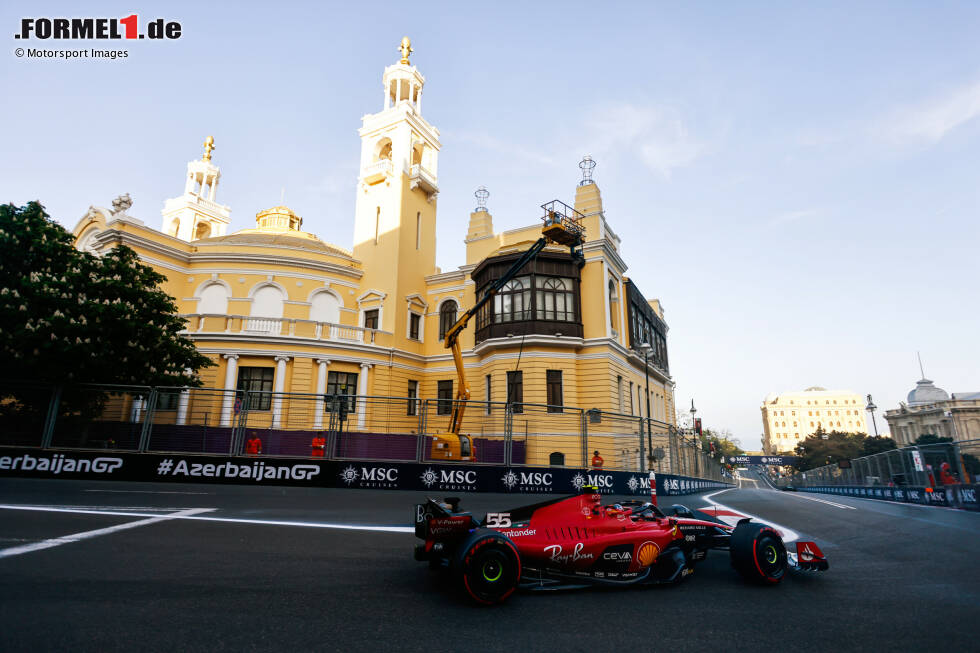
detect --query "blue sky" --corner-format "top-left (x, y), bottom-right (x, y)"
top-left (3, 1), bottom-right (978, 449)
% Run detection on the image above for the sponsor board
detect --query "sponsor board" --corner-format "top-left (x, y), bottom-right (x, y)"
top-left (0, 447), bottom-right (733, 496)
top-left (801, 484), bottom-right (980, 511)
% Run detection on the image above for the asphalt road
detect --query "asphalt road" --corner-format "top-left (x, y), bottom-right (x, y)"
top-left (1, 470), bottom-right (978, 652)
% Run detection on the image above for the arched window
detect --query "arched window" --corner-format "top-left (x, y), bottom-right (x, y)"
top-left (167, 218), bottom-right (180, 238)
top-left (310, 292), bottom-right (341, 325)
top-left (248, 285), bottom-right (284, 334)
top-left (198, 283), bottom-right (229, 315)
top-left (194, 221), bottom-right (211, 240)
top-left (412, 144), bottom-right (423, 166)
top-left (494, 276), bottom-right (530, 322)
top-left (536, 277), bottom-right (574, 321)
top-left (375, 138), bottom-right (392, 161)
top-left (439, 300), bottom-right (458, 340)
top-left (608, 279), bottom-right (618, 328)
top-left (549, 452), bottom-right (565, 466)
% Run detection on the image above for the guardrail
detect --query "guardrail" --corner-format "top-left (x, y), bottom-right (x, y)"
top-left (773, 439), bottom-right (980, 489)
top-left (0, 383), bottom-right (732, 482)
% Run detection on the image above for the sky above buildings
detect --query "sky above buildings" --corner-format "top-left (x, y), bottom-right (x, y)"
top-left (3, 1), bottom-right (978, 449)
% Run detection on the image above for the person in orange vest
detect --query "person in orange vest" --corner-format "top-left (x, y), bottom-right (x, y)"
top-left (311, 434), bottom-right (326, 458)
top-left (245, 435), bottom-right (262, 456)
top-left (591, 450), bottom-right (604, 470)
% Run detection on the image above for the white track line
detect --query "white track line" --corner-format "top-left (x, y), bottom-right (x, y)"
top-left (0, 504), bottom-right (413, 534)
top-left (0, 507), bottom-right (213, 559)
top-left (701, 488), bottom-right (800, 543)
top-left (784, 493), bottom-right (856, 510)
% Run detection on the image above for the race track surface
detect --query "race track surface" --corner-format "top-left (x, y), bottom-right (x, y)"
top-left (2, 469), bottom-right (978, 652)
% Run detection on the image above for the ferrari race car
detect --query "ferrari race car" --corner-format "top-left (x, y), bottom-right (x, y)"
top-left (414, 486), bottom-right (828, 604)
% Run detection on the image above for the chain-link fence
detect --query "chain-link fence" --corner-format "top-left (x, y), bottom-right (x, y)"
top-left (0, 383), bottom-right (733, 480)
top-left (779, 439), bottom-right (980, 488)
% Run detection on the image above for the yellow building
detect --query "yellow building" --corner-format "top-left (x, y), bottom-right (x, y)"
top-left (71, 39), bottom-right (675, 465)
top-left (761, 387), bottom-right (868, 454)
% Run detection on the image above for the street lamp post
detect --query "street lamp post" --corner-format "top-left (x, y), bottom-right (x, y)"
top-left (865, 394), bottom-right (879, 437)
top-left (641, 343), bottom-right (653, 471)
top-left (690, 399), bottom-right (699, 475)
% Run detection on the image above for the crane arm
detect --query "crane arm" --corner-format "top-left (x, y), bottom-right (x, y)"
top-left (443, 237), bottom-right (550, 434)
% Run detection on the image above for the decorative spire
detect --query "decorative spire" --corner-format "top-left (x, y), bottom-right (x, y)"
top-left (203, 135), bottom-right (215, 162)
top-left (398, 36), bottom-right (413, 64)
top-left (474, 186), bottom-right (489, 212)
top-left (578, 154), bottom-right (596, 186)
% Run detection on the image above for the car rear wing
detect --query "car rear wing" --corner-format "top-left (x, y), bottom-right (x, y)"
top-left (414, 497), bottom-right (477, 540)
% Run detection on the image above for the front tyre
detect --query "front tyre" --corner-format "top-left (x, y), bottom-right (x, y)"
top-left (730, 522), bottom-right (787, 584)
top-left (454, 530), bottom-right (521, 605)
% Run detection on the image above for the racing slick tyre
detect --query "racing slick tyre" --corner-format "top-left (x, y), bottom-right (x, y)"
top-left (729, 521), bottom-right (787, 584)
top-left (453, 530), bottom-right (521, 605)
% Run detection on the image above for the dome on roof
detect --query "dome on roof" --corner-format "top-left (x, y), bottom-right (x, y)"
top-left (763, 392), bottom-right (779, 403)
top-left (804, 386), bottom-right (827, 392)
top-left (194, 231), bottom-right (354, 258)
top-left (907, 378), bottom-right (949, 406)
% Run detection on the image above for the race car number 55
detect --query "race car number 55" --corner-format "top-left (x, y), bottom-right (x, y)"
top-left (486, 513), bottom-right (512, 528)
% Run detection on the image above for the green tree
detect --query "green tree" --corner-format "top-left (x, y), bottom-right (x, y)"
top-left (793, 426), bottom-right (866, 471)
top-left (0, 201), bottom-right (213, 387)
top-left (913, 434), bottom-right (952, 446)
top-left (701, 427), bottom-right (744, 463)
top-left (862, 435), bottom-right (897, 456)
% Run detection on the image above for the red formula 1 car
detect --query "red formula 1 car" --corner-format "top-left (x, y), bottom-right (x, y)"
top-left (414, 487), bottom-right (828, 604)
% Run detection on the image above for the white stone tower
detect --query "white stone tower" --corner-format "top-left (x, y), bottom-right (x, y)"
top-left (161, 135), bottom-right (232, 241)
top-left (352, 37), bottom-right (441, 333)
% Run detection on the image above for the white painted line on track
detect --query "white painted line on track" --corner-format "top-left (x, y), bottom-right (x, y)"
top-left (0, 504), bottom-right (414, 534)
top-left (784, 493), bottom-right (856, 510)
top-left (0, 507), bottom-right (214, 559)
top-left (701, 489), bottom-right (800, 543)
top-left (85, 490), bottom-right (213, 495)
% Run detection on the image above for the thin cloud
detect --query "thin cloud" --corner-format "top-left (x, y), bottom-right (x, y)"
top-left (586, 102), bottom-right (703, 178)
top-left (769, 209), bottom-right (818, 226)
top-left (878, 79), bottom-right (980, 145)
top-left (449, 130), bottom-right (557, 166)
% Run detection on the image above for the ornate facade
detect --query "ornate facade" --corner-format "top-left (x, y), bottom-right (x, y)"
top-left (884, 377), bottom-right (980, 445)
top-left (761, 387), bottom-right (868, 454)
top-left (71, 39), bottom-right (675, 455)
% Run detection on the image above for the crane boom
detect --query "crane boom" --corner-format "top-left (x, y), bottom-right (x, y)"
top-left (428, 199), bottom-right (585, 461)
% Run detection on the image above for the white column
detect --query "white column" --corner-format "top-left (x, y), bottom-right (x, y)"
top-left (209, 174), bottom-right (218, 201)
top-left (176, 371), bottom-right (191, 425)
top-left (185, 172), bottom-right (195, 194)
top-left (272, 355), bottom-right (289, 428)
top-left (384, 82), bottom-right (391, 109)
top-left (416, 87), bottom-right (422, 114)
top-left (358, 363), bottom-right (372, 428)
top-left (219, 354), bottom-right (239, 426)
top-left (313, 358), bottom-right (330, 429)
top-left (399, 78), bottom-right (406, 103)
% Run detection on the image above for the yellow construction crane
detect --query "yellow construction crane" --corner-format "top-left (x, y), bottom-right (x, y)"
top-left (430, 200), bottom-right (586, 461)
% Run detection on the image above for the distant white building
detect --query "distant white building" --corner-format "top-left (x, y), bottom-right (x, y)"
top-left (884, 377), bottom-right (980, 445)
top-left (761, 387), bottom-right (868, 454)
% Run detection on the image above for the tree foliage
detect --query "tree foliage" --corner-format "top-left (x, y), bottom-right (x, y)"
top-left (862, 435), bottom-right (897, 456)
top-left (0, 201), bottom-right (213, 387)
top-left (701, 427), bottom-right (744, 464)
top-left (793, 426), bottom-right (868, 471)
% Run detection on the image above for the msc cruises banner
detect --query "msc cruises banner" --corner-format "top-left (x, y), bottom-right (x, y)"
top-left (726, 455), bottom-right (800, 466)
top-left (0, 447), bottom-right (731, 497)
top-left (801, 484), bottom-right (980, 511)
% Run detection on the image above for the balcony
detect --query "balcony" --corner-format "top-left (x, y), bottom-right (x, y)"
top-left (183, 314), bottom-right (390, 346)
top-left (362, 159), bottom-right (393, 185)
top-left (409, 164), bottom-right (438, 196)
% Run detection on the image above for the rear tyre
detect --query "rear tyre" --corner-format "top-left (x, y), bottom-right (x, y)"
top-left (454, 530), bottom-right (521, 605)
top-left (730, 521), bottom-right (787, 584)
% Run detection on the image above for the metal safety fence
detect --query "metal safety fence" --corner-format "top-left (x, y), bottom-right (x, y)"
top-left (0, 382), bottom-right (731, 479)
top-left (776, 439), bottom-right (980, 488)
